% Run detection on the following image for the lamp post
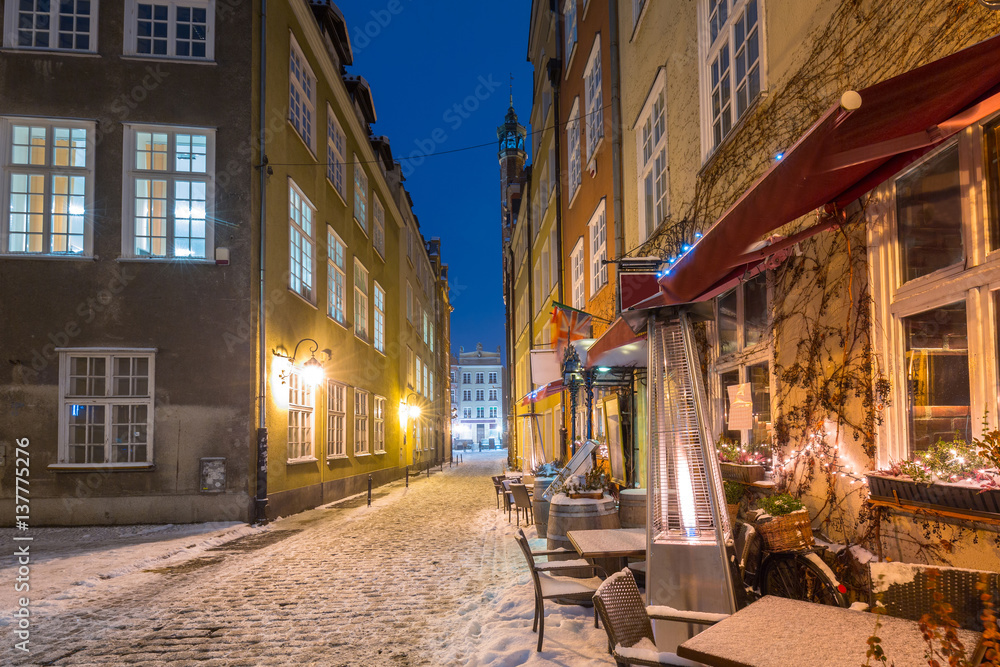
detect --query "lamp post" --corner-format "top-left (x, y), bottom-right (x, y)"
top-left (562, 343), bottom-right (582, 455)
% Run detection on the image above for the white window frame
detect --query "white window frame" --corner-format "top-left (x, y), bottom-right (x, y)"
top-left (463, 408), bottom-right (472, 419)
top-left (374, 281), bottom-right (386, 353)
top-left (423, 364), bottom-right (429, 398)
top-left (476, 407), bottom-right (485, 419)
top-left (373, 395), bottom-right (386, 453)
top-left (327, 226), bottom-right (347, 326)
top-left (124, 0), bottom-right (215, 60)
top-left (288, 179), bottom-right (316, 301)
top-left (583, 35), bottom-right (604, 164)
top-left (571, 237), bottom-right (586, 309)
top-left (354, 388), bottom-right (370, 456)
top-left (635, 69), bottom-right (669, 243)
top-left (326, 380), bottom-right (347, 459)
top-left (4, 0), bottom-right (99, 52)
top-left (353, 153), bottom-right (368, 234)
top-left (122, 124), bottom-right (216, 260)
top-left (476, 372), bottom-right (484, 384)
top-left (588, 200), bottom-right (608, 294)
top-left (406, 281), bottom-right (413, 323)
top-left (354, 257), bottom-right (369, 341)
top-left (489, 372), bottom-right (498, 384)
top-left (407, 346), bottom-right (415, 388)
top-left (0, 117), bottom-right (96, 257)
top-left (489, 389), bottom-right (497, 401)
top-left (373, 195), bottom-right (385, 258)
top-left (463, 390), bottom-right (471, 401)
top-left (463, 372), bottom-right (471, 384)
top-left (287, 366), bottom-right (316, 462)
top-left (56, 348), bottom-right (155, 467)
top-left (415, 357), bottom-right (423, 394)
top-left (476, 389), bottom-right (484, 401)
top-left (563, 0), bottom-right (577, 70)
top-left (326, 105), bottom-right (347, 200)
top-left (699, 0), bottom-right (764, 158)
top-left (490, 406), bottom-right (498, 418)
top-left (868, 123), bottom-right (1000, 466)
top-left (288, 33), bottom-right (316, 153)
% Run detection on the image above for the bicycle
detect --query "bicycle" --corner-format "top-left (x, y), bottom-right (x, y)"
top-left (732, 511), bottom-right (849, 608)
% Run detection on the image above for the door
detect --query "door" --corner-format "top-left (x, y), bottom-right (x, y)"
top-left (476, 424), bottom-right (485, 444)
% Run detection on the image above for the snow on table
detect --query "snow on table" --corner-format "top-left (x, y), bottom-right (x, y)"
top-left (677, 595), bottom-right (982, 667)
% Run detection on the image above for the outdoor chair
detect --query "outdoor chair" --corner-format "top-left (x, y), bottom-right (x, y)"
top-left (510, 483), bottom-right (533, 527)
top-left (593, 568), bottom-right (728, 667)
top-left (501, 480), bottom-right (515, 521)
top-left (514, 528), bottom-right (606, 652)
top-left (491, 475), bottom-right (505, 510)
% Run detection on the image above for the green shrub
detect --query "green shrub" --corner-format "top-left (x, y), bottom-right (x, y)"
top-left (723, 481), bottom-right (747, 504)
top-left (755, 493), bottom-right (805, 517)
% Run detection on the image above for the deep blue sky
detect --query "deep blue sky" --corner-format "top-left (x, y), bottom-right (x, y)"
top-left (338, 1), bottom-right (534, 363)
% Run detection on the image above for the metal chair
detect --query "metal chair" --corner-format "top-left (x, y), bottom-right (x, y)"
top-left (510, 483), bottom-right (533, 527)
top-left (491, 475), bottom-right (504, 510)
top-left (593, 568), bottom-right (727, 667)
top-left (514, 528), bottom-right (605, 652)
top-left (500, 479), bottom-right (516, 521)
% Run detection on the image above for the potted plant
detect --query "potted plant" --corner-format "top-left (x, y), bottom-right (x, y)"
top-left (563, 467), bottom-right (609, 499)
top-left (723, 481), bottom-right (747, 526)
top-left (754, 493), bottom-right (812, 551)
top-left (866, 432), bottom-right (1000, 518)
top-left (717, 435), bottom-right (768, 483)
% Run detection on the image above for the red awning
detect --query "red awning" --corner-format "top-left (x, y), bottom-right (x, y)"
top-left (520, 380), bottom-right (565, 406)
top-left (585, 316), bottom-right (648, 368)
top-left (656, 33), bottom-right (1000, 305)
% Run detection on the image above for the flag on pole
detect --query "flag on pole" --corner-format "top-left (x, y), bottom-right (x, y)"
top-left (550, 303), bottom-right (593, 355)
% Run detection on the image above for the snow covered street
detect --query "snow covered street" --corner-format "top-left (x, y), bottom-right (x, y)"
top-left (3, 452), bottom-right (613, 666)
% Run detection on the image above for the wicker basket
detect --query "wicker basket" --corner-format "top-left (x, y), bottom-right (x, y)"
top-left (727, 503), bottom-right (740, 527)
top-left (720, 462), bottom-right (766, 484)
top-left (756, 509), bottom-right (813, 551)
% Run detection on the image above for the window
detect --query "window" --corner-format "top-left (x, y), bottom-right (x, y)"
top-left (429, 322), bottom-right (435, 353)
top-left (589, 200), bottom-right (608, 294)
top-left (423, 364), bottom-right (429, 398)
top-left (353, 154), bottom-right (368, 233)
top-left (373, 395), bottom-right (386, 453)
top-left (476, 372), bottom-right (484, 384)
top-left (327, 227), bottom-right (346, 325)
top-left (125, 1), bottom-right (214, 59)
top-left (584, 37), bottom-right (604, 163)
top-left (288, 180), bottom-right (315, 300)
top-left (637, 70), bottom-right (668, 242)
top-left (704, 0), bottom-right (761, 152)
top-left (287, 367), bottom-right (315, 461)
top-left (463, 390), bottom-right (471, 401)
top-left (373, 196), bottom-right (385, 257)
top-left (423, 312), bottom-right (431, 346)
top-left (289, 34), bottom-right (316, 151)
top-left (407, 347), bottom-right (415, 388)
top-left (451, 371), bottom-right (456, 383)
top-left (58, 350), bottom-right (154, 465)
top-left (713, 272), bottom-right (769, 446)
top-left (490, 407), bottom-right (498, 418)
top-left (489, 372), bottom-right (498, 383)
top-left (406, 282), bottom-right (413, 323)
top-left (373, 281), bottom-right (385, 353)
top-left (326, 381), bottom-right (346, 458)
top-left (463, 408), bottom-right (472, 419)
top-left (463, 372), bottom-right (471, 384)
top-left (632, 0), bottom-right (647, 29)
top-left (5, 0), bottom-right (97, 51)
top-left (489, 389), bottom-right (497, 401)
top-left (476, 389), bottom-right (484, 401)
top-left (123, 125), bottom-right (215, 259)
top-left (571, 238), bottom-right (585, 308)
top-left (354, 258), bottom-right (369, 340)
top-left (415, 357), bottom-right (423, 394)
top-left (326, 106), bottom-right (346, 198)
top-left (563, 0), bottom-right (577, 63)
top-left (1, 118), bottom-right (95, 256)
top-left (476, 407), bottom-right (485, 419)
top-left (868, 128), bottom-right (1000, 463)
top-left (429, 372), bottom-right (434, 398)
top-left (354, 389), bottom-right (369, 455)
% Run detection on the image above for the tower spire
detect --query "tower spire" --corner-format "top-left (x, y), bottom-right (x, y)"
top-left (509, 72), bottom-right (513, 107)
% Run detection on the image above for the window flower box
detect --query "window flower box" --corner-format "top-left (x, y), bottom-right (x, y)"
top-left (720, 462), bottom-right (766, 484)
top-left (866, 473), bottom-right (1000, 519)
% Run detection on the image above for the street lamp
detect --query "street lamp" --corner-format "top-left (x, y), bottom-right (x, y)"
top-left (275, 338), bottom-right (325, 387)
top-left (400, 392), bottom-right (423, 464)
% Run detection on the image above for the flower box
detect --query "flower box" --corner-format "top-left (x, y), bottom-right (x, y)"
top-left (719, 462), bottom-right (766, 484)
top-left (866, 474), bottom-right (1000, 519)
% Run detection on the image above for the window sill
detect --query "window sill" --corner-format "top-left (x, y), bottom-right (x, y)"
top-left (286, 457), bottom-right (319, 465)
top-left (117, 257), bottom-right (215, 264)
top-left (49, 463), bottom-right (154, 472)
top-left (567, 183), bottom-right (582, 210)
top-left (327, 178), bottom-right (348, 207)
top-left (2, 47), bottom-right (100, 57)
top-left (288, 288), bottom-right (318, 309)
top-left (327, 314), bottom-right (348, 330)
top-left (327, 454), bottom-right (349, 461)
top-left (1, 253), bottom-right (95, 261)
top-left (564, 43), bottom-right (578, 80)
top-left (585, 136), bottom-right (605, 171)
top-left (374, 450), bottom-right (387, 455)
top-left (120, 55), bottom-right (216, 66)
top-left (287, 119), bottom-right (318, 160)
top-left (354, 452), bottom-right (372, 458)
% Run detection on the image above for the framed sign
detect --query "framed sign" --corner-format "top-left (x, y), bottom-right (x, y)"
top-left (604, 395), bottom-right (626, 484)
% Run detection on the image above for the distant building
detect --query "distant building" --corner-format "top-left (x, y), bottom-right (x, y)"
top-left (450, 344), bottom-right (505, 447)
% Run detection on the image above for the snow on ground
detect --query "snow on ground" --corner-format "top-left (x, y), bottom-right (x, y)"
top-left (3, 451), bottom-right (617, 666)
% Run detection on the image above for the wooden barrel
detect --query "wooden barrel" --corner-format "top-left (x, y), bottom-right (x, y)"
top-left (533, 477), bottom-right (556, 538)
top-left (619, 488), bottom-right (647, 529)
top-left (547, 493), bottom-right (621, 577)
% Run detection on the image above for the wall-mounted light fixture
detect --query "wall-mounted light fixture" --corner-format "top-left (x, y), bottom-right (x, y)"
top-left (274, 338), bottom-right (325, 386)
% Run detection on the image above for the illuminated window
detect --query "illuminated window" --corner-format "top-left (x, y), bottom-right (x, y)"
top-left (354, 388), bottom-right (369, 455)
top-left (326, 381), bottom-right (346, 458)
top-left (288, 180), bottom-right (315, 299)
top-left (326, 106), bottom-right (346, 198)
top-left (288, 34), bottom-right (316, 151)
top-left (287, 368), bottom-right (315, 461)
top-left (327, 227), bottom-right (346, 324)
top-left (373, 395), bottom-right (386, 453)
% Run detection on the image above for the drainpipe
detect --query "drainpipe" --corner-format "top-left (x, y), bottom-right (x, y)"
top-left (609, 0), bottom-right (625, 313)
top-left (254, 0), bottom-right (269, 525)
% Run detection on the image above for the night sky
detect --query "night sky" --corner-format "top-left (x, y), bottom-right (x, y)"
top-left (337, 1), bottom-right (534, 364)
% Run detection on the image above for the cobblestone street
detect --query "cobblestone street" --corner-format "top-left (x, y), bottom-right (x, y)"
top-left (4, 452), bottom-right (609, 667)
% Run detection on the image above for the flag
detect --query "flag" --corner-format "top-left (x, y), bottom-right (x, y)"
top-left (550, 303), bottom-right (593, 356)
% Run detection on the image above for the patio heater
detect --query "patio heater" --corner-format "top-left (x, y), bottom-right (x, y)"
top-left (647, 308), bottom-right (738, 650)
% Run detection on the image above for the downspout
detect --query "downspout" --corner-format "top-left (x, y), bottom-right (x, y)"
top-left (254, 0), bottom-right (269, 525)
top-left (609, 0), bottom-right (625, 312)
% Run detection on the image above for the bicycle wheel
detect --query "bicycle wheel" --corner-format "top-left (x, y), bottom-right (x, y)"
top-left (760, 552), bottom-right (847, 607)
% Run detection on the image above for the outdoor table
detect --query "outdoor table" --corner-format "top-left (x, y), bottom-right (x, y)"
top-left (566, 527), bottom-right (646, 574)
top-left (676, 596), bottom-right (984, 667)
